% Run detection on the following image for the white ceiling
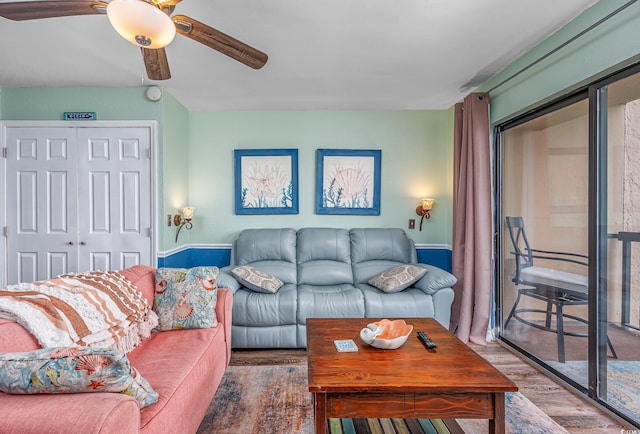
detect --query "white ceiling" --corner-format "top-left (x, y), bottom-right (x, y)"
top-left (0, 0), bottom-right (599, 111)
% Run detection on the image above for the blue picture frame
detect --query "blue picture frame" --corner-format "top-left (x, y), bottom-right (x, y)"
top-left (234, 149), bottom-right (299, 215)
top-left (315, 149), bottom-right (381, 215)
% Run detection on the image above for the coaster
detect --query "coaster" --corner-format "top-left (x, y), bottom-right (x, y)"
top-left (334, 339), bottom-right (358, 352)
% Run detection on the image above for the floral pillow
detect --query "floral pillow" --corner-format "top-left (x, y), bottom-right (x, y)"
top-left (231, 265), bottom-right (284, 294)
top-left (0, 346), bottom-right (158, 408)
top-left (153, 266), bottom-right (219, 331)
top-left (368, 265), bottom-right (428, 293)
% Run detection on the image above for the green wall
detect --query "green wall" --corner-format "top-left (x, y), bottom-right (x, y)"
top-left (187, 110), bottom-right (453, 245)
top-left (481, 0), bottom-right (640, 123)
top-left (159, 92), bottom-right (190, 250)
top-left (0, 88), bottom-right (454, 252)
top-left (0, 86), bottom-right (189, 252)
top-left (0, 87), bottom-right (160, 120)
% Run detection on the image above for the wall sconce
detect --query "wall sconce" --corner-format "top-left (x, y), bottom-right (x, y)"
top-left (174, 207), bottom-right (194, 243)
top-left (415, 199), bottom-right (434, 231)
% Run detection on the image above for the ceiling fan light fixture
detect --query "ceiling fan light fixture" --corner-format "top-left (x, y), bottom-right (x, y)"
top-left (107, 0), bottom-right (176, 49)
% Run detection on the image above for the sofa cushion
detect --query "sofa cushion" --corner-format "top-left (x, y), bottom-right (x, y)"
top-left (127, 315), bottom-right (230, 432)
top-left (297, 228), bottom-right (353, 285)
top-left (231, 284), bottom-right (298, 327)
top-left (154, 266), bottom-right (219, 331)
top-left (297, 228), bottom-right (351, 263)
top-left (297, 284), bottom-right (365, 324)
top-left (120, 264), bottom-right (157, 306)
top-left (368, 264), bottom-right (427, 293)
top-left (350, 228), bottom-right (416, 264)
top-left (0, 392), bottom-right (140, 433)
top-left (0, 346), bottom-right (158, 408)
top-left (231, 265), bottom-right (284, 294)
top-left (0, 318), bottom-right (40, 352)
top-left (234, 228), bottom-right (297, 265)
top-left (358, 284), bottom-right (437, 319)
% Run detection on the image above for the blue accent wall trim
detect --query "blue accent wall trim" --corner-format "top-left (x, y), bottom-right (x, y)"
top-left (416, 246), bottom-right (452, 273)
top-left (158, 244), bottom-right (452, 273)
top-left (157, 248), bottom-right (192, 268)
top-left (157, 245), bottom-right (231, 269)
top-left (189, 246), bottom-right (232, 268)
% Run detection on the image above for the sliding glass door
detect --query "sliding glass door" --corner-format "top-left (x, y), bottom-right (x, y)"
top-left (496, 65), bottom-right (640, 427)
top-left (499, 95), bottom-right (591, 387)
top-left (599, 70), bottom-right (640, 423)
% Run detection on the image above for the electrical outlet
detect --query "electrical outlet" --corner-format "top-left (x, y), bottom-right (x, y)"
top-left (408, 219), bottom-right (415, 229)
top-left (167, 214), bottom-right (172, 226)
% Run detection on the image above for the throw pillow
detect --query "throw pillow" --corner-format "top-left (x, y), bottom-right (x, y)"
top-left (0, 346), bottom-right (158, 408)
top-left (153, 266), bottom-right (219, 331)
top-left (231, 265), bottom-right (284, 294)
top-left (368, 265), bottom-right (428, 293)
top-left (411, 264), bottom-right (458, 294)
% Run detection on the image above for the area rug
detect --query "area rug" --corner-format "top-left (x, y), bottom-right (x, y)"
top-left (196, 365), bottom-right (568, 434)
top-left (547, 360), bottom-right (640, 422)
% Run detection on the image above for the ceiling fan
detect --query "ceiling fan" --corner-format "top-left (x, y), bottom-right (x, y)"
top-left (0, 0), bottom-right (268, 80)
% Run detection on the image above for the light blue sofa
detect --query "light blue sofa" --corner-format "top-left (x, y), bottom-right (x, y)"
top-left (218, 228), bottom-right (456, 348)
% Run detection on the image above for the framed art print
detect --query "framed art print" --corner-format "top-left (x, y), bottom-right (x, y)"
top-left (315, 149), bottom-right (381, 215)
top-left (234, 149), bottom-right (299, 214)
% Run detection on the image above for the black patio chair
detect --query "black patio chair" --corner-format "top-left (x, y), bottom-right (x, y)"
top-left (504, 216), bottom-right (617, 363)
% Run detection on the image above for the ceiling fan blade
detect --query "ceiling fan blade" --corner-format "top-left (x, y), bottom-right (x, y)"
top-left (172, 15), bottom-right (268, 70)
top-left (0, 1), bottom-right (107, 21)
top-left (142, 48), bottom-right (171, 81)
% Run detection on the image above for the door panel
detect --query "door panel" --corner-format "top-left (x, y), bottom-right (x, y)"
top-left (6, 127), bottom-right (78, 283)
top-left (90, 252), bottom-right (111, 271)
top-left (77, 127), bottom-right (151, 272)
top-left (89, 171), bottom-right (111, 233)
top-left (49, 171), bottom-right (69, 233)
top-left (48, 252), bottom-right (69, 278)
top-left (4, 124), bottom-right (152, 284)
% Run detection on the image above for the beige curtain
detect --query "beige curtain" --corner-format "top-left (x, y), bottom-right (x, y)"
top-left (450, 92), bottom-right (492, 345)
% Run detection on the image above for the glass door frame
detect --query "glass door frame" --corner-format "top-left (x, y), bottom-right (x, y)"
top-left (494, 61), bottom-right (640, 427)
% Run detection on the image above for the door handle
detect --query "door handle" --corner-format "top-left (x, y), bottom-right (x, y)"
top-left (67, 241), bottom-right (74, 246)
top-left (80, 241), bottom-right (86, 246)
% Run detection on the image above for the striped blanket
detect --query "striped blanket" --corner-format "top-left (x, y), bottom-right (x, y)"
top-left (0, 271), bottom-right (158, 353)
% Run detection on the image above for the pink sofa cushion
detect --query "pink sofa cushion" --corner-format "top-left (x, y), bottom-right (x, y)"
top-left (128, 325), bottom-right (227, 431)
top-left (0, 319), bottom-right (40, 353)
top-left (121, 265), bottom-right (157, 306)
top-left (0, 392), bottom-right (140, 433)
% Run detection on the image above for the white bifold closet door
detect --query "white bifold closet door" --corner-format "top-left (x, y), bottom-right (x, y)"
top-left (4, 125), bottom-right (152, 284)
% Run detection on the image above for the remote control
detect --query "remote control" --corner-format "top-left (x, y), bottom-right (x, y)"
top-left (417, 331), bottom-right (437, 349)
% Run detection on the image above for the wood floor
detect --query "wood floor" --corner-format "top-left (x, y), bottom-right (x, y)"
top-left (467, 342), bottom-right (628, 433)
top-left (231, 343), bottom-right (631, 433)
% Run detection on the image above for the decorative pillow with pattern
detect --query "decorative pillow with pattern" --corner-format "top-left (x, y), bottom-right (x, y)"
top-left (368, 265), bottom-right (428, 293)
top-left (0, 346), bottom-right (158, 408)
top-left (231, 265), bottom-right (284, 294)
top-left (153, 266), bottom-right (219, 331)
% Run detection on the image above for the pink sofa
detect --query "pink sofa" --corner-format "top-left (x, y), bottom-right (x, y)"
top-left (0, 265), bottom-right (233, 434)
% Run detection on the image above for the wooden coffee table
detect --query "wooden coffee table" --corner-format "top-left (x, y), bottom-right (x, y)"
top-left (306, 317), bottom-right (517, 434)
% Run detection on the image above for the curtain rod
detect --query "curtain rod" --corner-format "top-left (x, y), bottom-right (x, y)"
top-left (487, 0), bottom-right (639, 94)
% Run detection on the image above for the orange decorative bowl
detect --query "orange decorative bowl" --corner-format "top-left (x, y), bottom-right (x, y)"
top-left (359, 319), bottom-right (414, 350)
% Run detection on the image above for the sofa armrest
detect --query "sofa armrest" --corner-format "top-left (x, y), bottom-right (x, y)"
top-left (215, 288), bottom-right (233, 365)
top-left (217, 267), bottom-right (241, 293)
top-left (412, 264), bottom-right (457, 294)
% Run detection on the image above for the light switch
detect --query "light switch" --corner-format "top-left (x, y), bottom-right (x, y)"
top-left (409, 219), bottom-right (415, 229)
